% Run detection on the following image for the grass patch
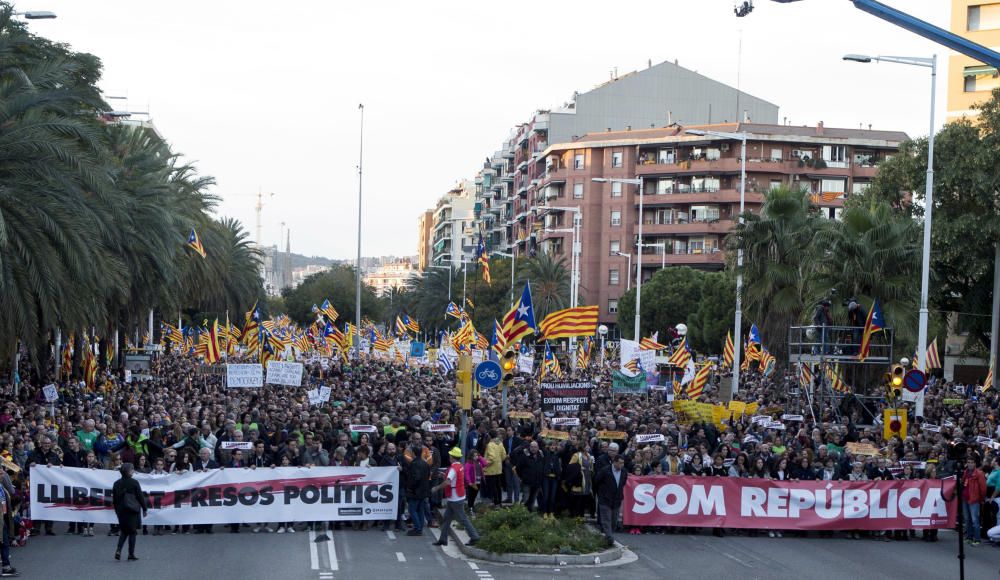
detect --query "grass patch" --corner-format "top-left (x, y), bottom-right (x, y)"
top-left (473, 503), bottom-right (607, 555)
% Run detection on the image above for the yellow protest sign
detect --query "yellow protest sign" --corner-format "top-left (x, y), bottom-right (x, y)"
top-left (846, 442), bottom-right (881, 457)
top-left (728, 401), bottom-right (746, 417)
top-left (598, 430), bottom-right (628, 440)
top-left (540, 429), bottom-right (569, 440)
top-left (712, 405), bottom-right (728, 426)
top-left (745, 402), bottom-right (759, 415)
top-left (508, 411), bottom-right (535, 419)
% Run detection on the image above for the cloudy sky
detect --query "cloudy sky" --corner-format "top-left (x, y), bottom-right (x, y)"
top-left (32, 0), bottom-right (954, 259)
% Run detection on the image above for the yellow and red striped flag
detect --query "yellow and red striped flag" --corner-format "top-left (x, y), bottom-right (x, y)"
top-left (686, 363), bottom-right (711, 399)
top-left (538, 305), bottom-right (599, 340)
top-left (639, 332), bottom-right (666, 351)
top-left (723, 331), bottom-right (734, 369)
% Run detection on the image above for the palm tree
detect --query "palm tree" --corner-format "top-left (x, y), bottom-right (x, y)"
top-left (517, 252), bottom-right (570, 322)
top-left (730, 186), bottom-right (831, 361)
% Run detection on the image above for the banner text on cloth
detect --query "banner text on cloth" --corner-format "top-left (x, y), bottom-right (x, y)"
top-left (30, 466), bottom-right (399, 525)
top-left (623, 476), bottom-right (955, 530)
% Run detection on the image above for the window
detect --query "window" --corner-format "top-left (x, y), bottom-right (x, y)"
top-left (770, 148), bottom-right (782, 162)
top-left (689, 238), bottom-right (705, 254)
top-left (770, 179), bottom-right (783, 191)
top-left (610, 210), bottom-right (622, 226)
top-left (690, 205), bottom-right (720, 222)
top-left (612, 151), bottom-right (623, 168)
top-left (656, 179), bottom-right (674, 195)
top-left (852, 181), bottom-right (870, 195)
top-left (825, 207), bottom-right (844, 221)
top-left (821, 179), bottom-right (846, 194)
top-left (822, 145), bottom-right (848, 167)
top-left (610, 240), bottom-right (621, 255)
top-left (573, 183), bottom-right (584, 198)
top-left (691, 176), bottom-right (720, 192)
top-left (658, 148), bottom-right (675, 164)
top-left (608, 299), bottom-right (619, 314)
top-left (706, 148), bottom-right (722, 161)
top-left (969, 3), bottom-right (1000, 31)
top-left (609, 269), bottom-right (620, 285)
top-left (574, 153), bottom-right (585, 169)
top-left (964, 66), bottom-right (1000, 92)
top-left (611, 181), bottom-right (622, 197)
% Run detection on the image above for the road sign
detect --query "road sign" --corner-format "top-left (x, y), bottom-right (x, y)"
top-left (475, 360), bottom-right (502, 389)
top-left (903, 369), bottom-right (927, 393)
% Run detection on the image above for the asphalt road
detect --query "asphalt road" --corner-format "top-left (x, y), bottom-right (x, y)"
top-left (11, 523), bottom-right (999, 580)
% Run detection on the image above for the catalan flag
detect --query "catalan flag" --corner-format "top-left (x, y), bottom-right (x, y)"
top-left (639, 332), bottom-right (666, 351)
top-left (446, 302), bottom-right (464, 320)
top-left (541, 342), bottom-right (562, 379)
top-left (827, 364), bottom-right (851, 394)
top-left (490, 319), bottom-right (505, 358)
top-left (926, 337), bottom-right (941, 370)
top-left (501, 282), bottom-right (537, 345)
top-left (667, 338), bottom-right (692, 367)
top-left (82, 337), bottom-right (98, 390)
top-left (476, 331), bottom-right (489, 351)
top-left (985, 359), bottom-right (995, 392)
top-left (687, 362), bottom-right (711, 399)
top-left (187, 228), bottom-right (207, 258)
top-left (203, 319), bottom-right (222, 364)
top-left (723, 331), bottom-right (734, 369)
top-left (759, 349), bottom-right (776, 377)
top-left (799, 363), bottom-right (813, 390)
top-left (61, 336), bottom-right (74, 377)
top-left (576, 337), bottom-right (591, 369)
top-left (403, 315), bottom-right (419, 333)
top-left (857, 298), bottom-right (885, 362)
top-left (465, 297), bottom-right (475, 310)
top-left (477, 231), bottom-right (491, 285)
top-left (320, 299), bottom-right (339, 323)
top-left (537, 305), bottom-right (598, 340)
top-left (623, 358), bottom-right (642, 375)
top-left (395, 316), bottom-right (408, 337)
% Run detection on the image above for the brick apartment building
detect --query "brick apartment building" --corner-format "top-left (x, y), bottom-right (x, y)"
top-left (530, 122), bottom-right (907, 329)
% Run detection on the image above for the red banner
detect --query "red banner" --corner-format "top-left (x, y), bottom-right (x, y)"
top-left (623, 476), bottom-right (956, 531)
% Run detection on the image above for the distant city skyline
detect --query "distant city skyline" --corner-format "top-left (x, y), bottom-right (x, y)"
top-left (32, 1), bottom-right (952, 258)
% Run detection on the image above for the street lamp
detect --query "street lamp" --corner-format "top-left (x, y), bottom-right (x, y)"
top-left (429, 265), bottom-right (453, 303)
top-left (685, 128), bottom-right (747, 399)
top-left (594, 177), bottom-right (643, 340)
top-left (844, 53), bottom-right (937, 405)
top-left (614, 251), bottom-right (632, 291)
top-left (13, 10), bottom-right (56, 19)
top-left (640, 241), bottom-right (667, 270)
top-left (354, 104), bottom-right (364, 360)
top-left (532, 204), bottom-right (583, 310)
top-left (598, 324), bottom-right (609, 367)
top-left (492, 251), bottom-right (516, 307)
top-left (436, 256), bottom-right (473, 306)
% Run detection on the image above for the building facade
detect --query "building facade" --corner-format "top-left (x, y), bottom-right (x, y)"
top-left (417, 210), bottom-right (434, 271)
top-left (533, 122), bottom-right (906, 328)
top-left (467, 59), bottom-right (779, 263)
top-left (947, 1), bottom-right (1000, 121)
top-left (363, 260), bottom-right (420, 297)
top-left (428, 181), bottom-right (476, 268)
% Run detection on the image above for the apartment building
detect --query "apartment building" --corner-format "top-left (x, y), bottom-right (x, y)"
top-left (428, 181), bottom-right (476, 267)
top-left (947, 1), bottom-right (1000, 121)
top-left (470, 59), bottom-right (779, 261)
top-left (417, 210), bottom-right (434, 271)
top-left (363, 260), bottom-right (420, 297)
top-left (533, 122), bottom-right (906, 327)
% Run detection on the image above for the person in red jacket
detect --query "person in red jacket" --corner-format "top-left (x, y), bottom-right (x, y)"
top-left (962, 456), bottom-right (988, 545)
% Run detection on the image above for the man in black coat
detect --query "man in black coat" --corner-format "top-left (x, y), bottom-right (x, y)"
top-left (112, 463), bottom-right (149, 561)
top-left (513, 441), bottom-right (544, 511)
top-left (405, 444), bottom-right (431, 536)
top-left (594, 455), bottom-right (628, 547)
top-left (30, 435), bottom-right (61, 536)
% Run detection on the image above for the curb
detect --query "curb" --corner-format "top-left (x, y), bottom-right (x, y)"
top-left (452, 530), bottom-right (624, 565)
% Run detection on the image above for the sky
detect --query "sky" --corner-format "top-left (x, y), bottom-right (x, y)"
top-left (29, 0), bottom-right (955, 259)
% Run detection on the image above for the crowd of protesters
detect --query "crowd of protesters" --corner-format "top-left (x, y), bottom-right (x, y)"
top-left (0, 342), bottom-right (998, 572)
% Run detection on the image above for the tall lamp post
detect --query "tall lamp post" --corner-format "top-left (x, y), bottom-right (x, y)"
top-left (614, 251), bottom-right (632, 291)
top-left (844, 53), bottom-right (937, 409)
top-left (13, 10), bottom-right (56, 19)
top-left (354, 104), bottom-right (364, 359)
top-left (429, 265), bottom-right (453, 303)
top-left (685, 128), bottom-right (747, 399)
top-left (492, 251), bottom-right (517, 307)
top-left (640, 241), bottom-right (667, 270)
top-left (532, 205), bottom-right (583, 309)
top-left (593, 177), bottom-right (643, 340)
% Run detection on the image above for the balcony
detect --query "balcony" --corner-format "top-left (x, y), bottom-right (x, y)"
top-left (642, 219), bottom-right (736, 235)
top-left (639, 188), bottom-right (766, 206)
top-left (636, 157), bottom-right (742, 176)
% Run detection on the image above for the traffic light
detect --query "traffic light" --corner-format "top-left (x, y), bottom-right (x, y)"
top-left (888, 364), bottom-right (905, 399)
top-left (456, 354), bottom-right (473, 410)
top-left (501, 348), bottom-right (517, 384)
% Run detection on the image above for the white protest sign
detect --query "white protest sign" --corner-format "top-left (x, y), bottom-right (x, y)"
top-left (349, 425), bottom-right (378, 433)
top-left (266, 361), bottom-right (304, 386)
top-left (428, 424), bottom-right (456, 433)
top-left (751, 415), bottom-right (771, 425)
top-left (42, 384), bottom-right (58, 403)
top-left (781, 414), bottom-right (805, 422)
top-left (319, 386), bottom-right (332, 403)
top-left (765, 421), bottom-right (786, 430)
top-left (921, 424), bottom-right (941, 433)
top-left (220, 441), bottom-right (253, 450)
top-left (226, 364), bottom-right (264, 388)
top-left (124, 370), bottom-right (132, 384)
top-left (517, 355), bottom-right (534, 374)
top-left (635, 433), bottom-right (665, 444)
top-left (306, 389), bottom-right (321, 405)
top-left (551, 418), bottom-right (580, 427)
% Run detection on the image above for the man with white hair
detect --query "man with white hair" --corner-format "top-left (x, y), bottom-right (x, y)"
top-left (193, 448), bottom-right (219, 534)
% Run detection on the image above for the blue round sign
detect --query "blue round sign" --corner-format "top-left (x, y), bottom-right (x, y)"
top-left (903, 369), bottom-right (927, 393)
top-left (475, 361), bottom-right (502, 389)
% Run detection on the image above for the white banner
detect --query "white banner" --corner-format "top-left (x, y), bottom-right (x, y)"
top-left (517, 354), bottom-right (534, 374)
top-left (30, 465), bottom-right (399, 524)
top-left (226, 364), bottom-right (264, 388)
top-left (220, 441), bottom-right (253, 450)
top-left (620, 339), bottom-right (656, 378)
top-left (266, 361), bottom-right (303, 386)
top-left (42, 384), bottom-right (58, 402)
top-left (635, 433), bottom-right (665, 444)
top-left (551, 418), bottom-right (580, 427)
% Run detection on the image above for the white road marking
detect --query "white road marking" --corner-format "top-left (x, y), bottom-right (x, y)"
top-left (396, 552), bottom-right (406, 562)
top-left (308, 530), bottom-right (319, 570)
top-left (386, 530), bottom-right (396, 540)
top-left (327, 534), bottom-right (339, 571)
top-left (722, 551), bottom-right (752, 569)
top-left (468, 562), bottom-right (479, 570)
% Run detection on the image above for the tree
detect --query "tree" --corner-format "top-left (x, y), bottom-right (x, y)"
top-left (281, 265), bottom-right (380, 326)
top-left (617, 266), bottom-right (722, 345)
top-left (516, 253), bottom-right (569, 322)
top-left (687, 272), bottom-right (736, 353)
top-left (865, 88), bottom-right (1000, 355)
top-left (730, 186), bottom-right (831, 362)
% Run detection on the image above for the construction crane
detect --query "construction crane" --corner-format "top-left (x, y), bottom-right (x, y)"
top-left (737, 0), bottom-right (1000, 69)
top-left (254, 189), bottom-right (275, 246)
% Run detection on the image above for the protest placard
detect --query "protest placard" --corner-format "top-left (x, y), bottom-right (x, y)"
top-left (226, 364), bottom-right (264, 388)
top-left (265, 361), bottom-right (303, 386)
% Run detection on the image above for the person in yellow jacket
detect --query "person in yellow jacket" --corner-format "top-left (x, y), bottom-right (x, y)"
top-left (483, 431), bottom-right (507, 506)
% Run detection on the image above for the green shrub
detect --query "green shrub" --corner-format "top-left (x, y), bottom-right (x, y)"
top-left (473, 504), bottom-right (606, 555)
